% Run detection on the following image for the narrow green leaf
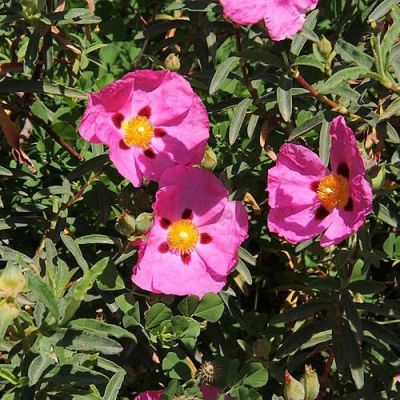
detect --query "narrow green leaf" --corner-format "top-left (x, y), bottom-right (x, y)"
top-left (289, 113), bottom-right (325, 140)
top-left (229, 98), bottom-right (252, 145)
top-left (319, 118), bottom-right (331, 165)
top-left (104, 370), bottom-right (126, 400)
top-left (209, 57), bottom-right (239, 95)
top-left (145, 303), bottom-right (172, 330)
top-left (60, 233), bottom-right (89, 273)
top-left (369, 0), bottom-right (400, 22)
top-left (69, 319), bottom-right (136, 340)
top-left (277, 75), bottom-right (292, 122)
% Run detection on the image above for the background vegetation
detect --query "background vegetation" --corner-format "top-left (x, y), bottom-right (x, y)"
top-left (0, 0), bottom-right (399, 399)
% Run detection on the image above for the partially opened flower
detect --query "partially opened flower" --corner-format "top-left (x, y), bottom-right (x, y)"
top-left (134, 385), bottom-right (231, 400)
top-left (267, 116), bottom-right (372, 247)
top-left (79, 70), bottom-right (209, 186)
top-left (219, 0), bottom-right (318, 41)
top-left (131, 166), bottom-right (248, 297)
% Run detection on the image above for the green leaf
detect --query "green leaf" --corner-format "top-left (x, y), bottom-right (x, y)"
top-left (291, 10), bottom-right (319, 56)
top-left (318, 67), bottom-right (368, 93)
top-left (341, 292), bottom-right (363, 345)
top-left (194, 293), bottom-right (224, 322)
top-left (69, 319), bottom-right (136, 340)
top-left (277, 75), bottom-right (292, 122)
top-left (334, 39), bottom-right (375, 69)
top-left (103, 370), bottom-right (126, 400)
top-left (288, 113), bottom-right (325, 140)
top-left (28, 354), bottom-right (53, 386)
top-left (177, 296), bottom-right (200, 317)
top-left (319, 118), bottom-right (331, 165)
top-left (229, 98), bottom-right (252, 145)
top-left (270, 301), bottom-right (331, 324)
top-left (145, 303), bottom-right (173, 330)
top-left (161, 350), bottom-right (192, 381)
top-left (209, 57), bottom-right (239, 95)
top-left (239, 362), bottom-right (268, 388)
top-left (368, 0), bottom-right (400, 22)
top-left (27, 271), bottom-right (59, 321)
top-left (60, 233), bottom-right (89, 273)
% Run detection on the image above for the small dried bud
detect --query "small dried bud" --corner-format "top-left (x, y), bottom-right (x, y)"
top-left (200, 146), bottom-right (218, 171)
top-left (135, 212), bottom-right (154, 235)
top-left (115, 213), bottom-right (136, 237)
top-left (165, 54), bottom-right (181, 72)
top-left (0, 265), bottom-right (26, 299)
top-left (197, 360), bottom-right (219, 384)
top-left (301, 365), bottom-right (320, 400)
top-left (284, 371), bottom-right (305, 400)
top-left (317, 35), bottom-right (332, 58)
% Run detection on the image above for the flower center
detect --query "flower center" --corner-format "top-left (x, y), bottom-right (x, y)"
top-left (317, 174), bottom-right (349, 211)
top-left (167, 219), bottom-right (199, 255)
top-left (121, 116), bottom-right (154, 148)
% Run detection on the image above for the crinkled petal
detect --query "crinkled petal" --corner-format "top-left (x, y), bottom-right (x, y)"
top-left (135, 149), bottom-right (176, 184)
top-left (267, 143), bottom-right (328, 208)
top-left (132, 222), bottom-right (227, 297)
top-left (157, 166), bottom-right (228, 225)
top-left (320, 175), bottom-right (372, 246)
top-left (196, 201), bottom-right (248, 277)
top-left (329, 116), bottom-right (366, 180)
top-left (201, 385), bottom-right (232, 400)
top-left (219, 0), bottom-right (266, 25)
top-left (268, 202), bottom-right (332, 244)
top-left (264, 0), bottom-right (318, 41)
top-left (151, 97), bottom-right (209, 166)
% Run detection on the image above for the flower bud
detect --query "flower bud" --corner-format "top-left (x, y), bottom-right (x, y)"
top-left (317, 35), bottom-right (332, 58)
top-left (284, 371), bottom-right (305, 400)
top-left (165, 54), bottom-right (181, 72)
top-left (115, 213), bottom-right (136, 237)
top-left (301, 365), bottom-right (320, 400)
top-left (371, 162), bottom-right (386, 191)
top-left (135, 212), bottom-right (154, 235)
top-left (200, 146), bottom-right (218, 171)
top-left (0, 299), bottom-right (20, 340)
top-left (0, 265), bottom-right (26, 299)
top-left (21, 0), bottom-right (45, 16)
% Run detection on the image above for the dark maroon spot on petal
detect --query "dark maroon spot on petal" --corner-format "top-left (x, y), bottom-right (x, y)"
top-left (158, 242), bottom-right (169, 253)
top-left (112, 112), bottom-right (124, 128)
top-left (311, 181), bottom-right (319, 192)
top-left (119, 139), bottom-right (130, 150)
top-left (200, 233), bottom-right (212, 244)
top-left (316, 205), bottom-right (330, 220)
top-left (181, 254), bottom-right (191, 265)
top-left (337, 162), bottom-right (350, 179)
top-left (181, 208), bottom-right (193, 220)
top-left (344, 197), bottom-right (354, 212)
top-left (154, 128), bottom-right (167, 138)
top-left (160, 218), bottom-right (171, 229)
top-left (143, 148), bottom-right (156, 158)
top-left (138, 106), bottom-right (151, 118)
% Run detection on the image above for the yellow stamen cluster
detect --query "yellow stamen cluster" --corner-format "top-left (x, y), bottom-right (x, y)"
top-left (317, 174), bottom-right (349, 211)
top-left (122, 116), bottom-right (154, 148)
top-left (167, 219), bottom-right (199, 255)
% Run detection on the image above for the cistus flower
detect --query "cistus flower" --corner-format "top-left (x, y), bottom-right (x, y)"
top-left (218, 0), bottom-right (318, 41)
top-left (134, 385), bottom-right (231, 400)
top-left (131, 166), bottom-right (248, 297)
top-left (79, 69), bottom-right (209, 187)
top-left (267, 116), bottom-right (372, 247)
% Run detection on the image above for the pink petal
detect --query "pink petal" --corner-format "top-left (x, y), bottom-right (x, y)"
top-left (134, 390), bottom-right (163, 400)
top-left (196, 201), bottom-right (248, 277)
top-left (329, 116), bottom-right (366, 180)
top-left (267, 143), bottom-right (328, 209)
top-left (320, 175), bottom-right (372, 246)
top-left (132, 234), bottom-right (227, 298)
top-left (268, 202), bottom-right (332, 244)
top-left (157, 166), bottom-right (228, 226)
top-left (108, 143), bottom-right (143, 187)
top-left (152, 97), bottom-right (209, 166)
top-left (201, 385), bottom-right (232, 400)
top-left (219, 0), bottom-right (266, 25)
top-left (264, 0), bottom-right (318, 41)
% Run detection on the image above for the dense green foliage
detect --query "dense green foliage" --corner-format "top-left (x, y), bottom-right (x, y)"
top-left (0, 0), bottom-right (399, 399)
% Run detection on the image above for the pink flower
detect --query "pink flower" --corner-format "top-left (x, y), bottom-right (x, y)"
top-left (131, 166), bottom-right (248, 297)
top-left (79, 70), bottom-right (209, 187)
top-left (267, 116), bottom-right (372, 247)
top-left (218, 0), bottom-right (318, 41)
top-left (134, 385), bottom-right (231, 400)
